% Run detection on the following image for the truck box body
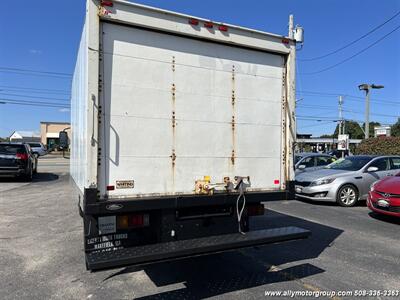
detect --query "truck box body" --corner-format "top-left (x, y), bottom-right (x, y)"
top-left (71, 0), bottom-right (307, 271)
top-left (99, 23), bottom-right (285, 198)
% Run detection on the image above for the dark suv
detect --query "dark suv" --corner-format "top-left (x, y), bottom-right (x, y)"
top-left (0, 143), bottom-right (37, 181)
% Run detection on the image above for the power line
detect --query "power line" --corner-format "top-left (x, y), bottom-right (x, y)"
top-left (0, 67), bottom-right (71, 77)
top-left (0, 70), bottom-right (72, 80)
top-left (0, 93), bottom-right (70, 102)
top-left (0, 67), bottom-right (72, 80)
top-left (0, 86), bottom-right (70, 96)
top-left (299, 94), bottom-right (400, 106)
top-left (298, 90), bottom-right (342, 97)
top-left (298, 116), bottom-right (365, 124)
top-left (297, 104), bottom-right (338, 110)
top-left (0, 85), bottom-right (70, 94)
top-left (299, 11), bottom-right (400, 61)
top-left (1, 101), bottom-right (70, 109)
top-left (297, 90), bottom-right (400, 105)
top-left (0, 88), bottom-right (70, 96)
top-left (300, 24), bottom-right (400, 75)
top-left (299, 89), bottom-right (400, 103)
top-left (0, 98), bottom-right (70, 108)
top-left (345, 95), bottom-right (400, 105)
top-left (297, 110), bottom-right (339, 118)
top-left (298, 121), bottom-right (337, 129)
top-left (343, 109), bottom-right (398, 118)
top-left (297, 115), bottom-right (339, 120)
top-left (297, 104), bottom-right (399, 118)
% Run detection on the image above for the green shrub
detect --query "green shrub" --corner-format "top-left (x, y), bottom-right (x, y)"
top-left (354, 137), bottom-right (400, 155)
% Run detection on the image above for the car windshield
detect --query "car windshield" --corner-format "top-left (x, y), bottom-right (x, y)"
top-left (325, 156), bottom-right (374, 171)
top-left (28, 143), bottom-right (41, 147)
top-left (295, 155), bottom-right (304, 164)
top-left (0, 144), bottom-right (25, 155)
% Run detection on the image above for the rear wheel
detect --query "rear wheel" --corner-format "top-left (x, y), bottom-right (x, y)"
top-left (24, 166), bottom-right (33, 182)
top-left (336, 184), bottom-right (358, 207)
top-left (33, 155), bottom-right (38, 174)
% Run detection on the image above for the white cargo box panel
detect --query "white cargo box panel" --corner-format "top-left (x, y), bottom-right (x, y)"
top-left (99, 22), bottom-right (285, 198)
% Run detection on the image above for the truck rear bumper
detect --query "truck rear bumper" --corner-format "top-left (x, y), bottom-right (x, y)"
top-left (84, 189), bottom-right (294, 215)
top-left (86, 226), bottom-right (310, 271)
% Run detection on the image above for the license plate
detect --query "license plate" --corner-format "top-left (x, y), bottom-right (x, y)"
top-left (295, 186), bottom-right (303, 193)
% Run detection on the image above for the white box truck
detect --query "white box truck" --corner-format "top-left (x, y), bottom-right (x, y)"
top-left (71, 0), bottom-right (309, 271)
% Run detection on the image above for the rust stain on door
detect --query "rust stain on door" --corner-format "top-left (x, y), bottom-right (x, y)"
top-left (171, 56), bottom-right (177, 191)
top-left (231, 65), bottom-right (236, 166)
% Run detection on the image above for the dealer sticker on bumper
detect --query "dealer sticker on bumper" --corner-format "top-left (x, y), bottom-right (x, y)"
top-left (98, 216), bottom-right (116, 235)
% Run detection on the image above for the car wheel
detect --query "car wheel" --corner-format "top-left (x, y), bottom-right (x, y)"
top-left (336, 184), bottom-right (358, 207)
top-left (25, 166), bottom-right (33, 182)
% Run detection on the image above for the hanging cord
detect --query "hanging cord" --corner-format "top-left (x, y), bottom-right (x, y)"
top-left (236, 180), bottom-right (246, 235)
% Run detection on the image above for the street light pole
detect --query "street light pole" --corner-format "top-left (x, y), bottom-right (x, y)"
top-left (358, 84), bottom-right (384, 139)
top-left (365, 88), bottom-right (370, 140)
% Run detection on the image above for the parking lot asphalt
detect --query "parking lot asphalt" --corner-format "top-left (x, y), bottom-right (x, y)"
top-left (0, 155), bottom-right (399, 300)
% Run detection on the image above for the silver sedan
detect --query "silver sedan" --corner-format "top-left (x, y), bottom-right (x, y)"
top-left (295, 155), bottom-right (400, 207)
top-left (295, 153), bottom-right (336, 175)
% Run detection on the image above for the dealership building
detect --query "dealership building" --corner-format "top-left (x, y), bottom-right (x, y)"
top-left (40, 122), bottom-right (71, 148)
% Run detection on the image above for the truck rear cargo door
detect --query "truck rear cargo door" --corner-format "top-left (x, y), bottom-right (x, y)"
top-left (99, 23), bottom-right (286, 198)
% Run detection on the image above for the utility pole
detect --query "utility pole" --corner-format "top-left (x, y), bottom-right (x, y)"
top-left (358, 84), bottom-right (384, 139)
top-left (338, 96), bottom-right (343, 135)
top-left (288, 15), bottom-right (294, 39)
top-left (343, 119), bottom-right (346, 135)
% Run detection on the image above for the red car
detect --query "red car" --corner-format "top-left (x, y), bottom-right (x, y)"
top-left (368, 173), bottom-right (400, 217)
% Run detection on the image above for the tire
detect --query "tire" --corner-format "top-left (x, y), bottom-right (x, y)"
top-left (24, 166), bottom-right (33, 182)
top-left (336, 184), bottom-right (359, 207)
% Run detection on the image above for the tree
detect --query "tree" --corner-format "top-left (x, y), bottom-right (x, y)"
top-left (333, 121), bottom-right (364, 139)
top-left (320, 134), bottom-right (334, 138)
top-left (391, 118), bottom-right (400, 137)
top-left (361, 121), bottom-right (381, 138)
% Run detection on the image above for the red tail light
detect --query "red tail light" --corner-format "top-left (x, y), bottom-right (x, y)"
top-left (117, 214), bottom-right (149, 229)
top-left (106, 185), bottom-right (115, 191)
top-left (129, 215), bottom-right (144, 226)
top-left (16, 153), bottom-right (28, 160)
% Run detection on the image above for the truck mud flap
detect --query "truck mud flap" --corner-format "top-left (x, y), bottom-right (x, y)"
top-left (86, 226), bottom-right (310, 271)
